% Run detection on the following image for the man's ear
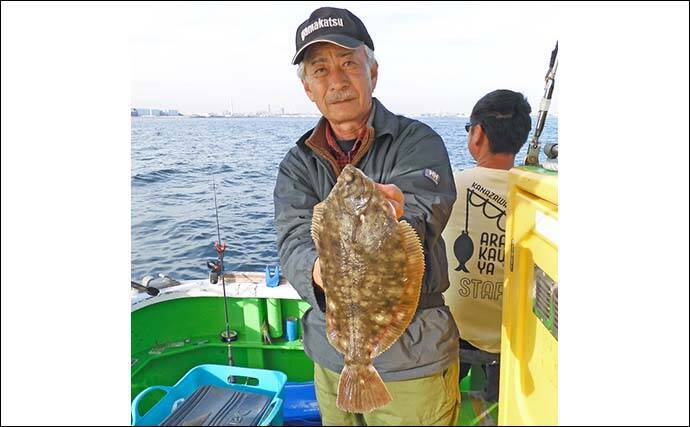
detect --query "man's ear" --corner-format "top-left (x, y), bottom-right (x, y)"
top-left (302, 78), bottom-right (316, 102)
top-left (468, 124), bottom-right (486, 156)
top-left (474, 125), bottom-right (489, 151)
top-left (370, 61), bottom-right (379, 92)
top-left (472, 123), bottom-right (486, 148)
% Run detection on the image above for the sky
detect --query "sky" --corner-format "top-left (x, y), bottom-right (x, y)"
top-left (130, 1), bottom-right (562, 116)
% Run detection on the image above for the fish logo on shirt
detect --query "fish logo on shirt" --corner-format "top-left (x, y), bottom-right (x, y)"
top-left (453, 230), bottom-right (474, 273)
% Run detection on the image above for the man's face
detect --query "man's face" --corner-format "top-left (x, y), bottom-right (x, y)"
top-left (301, 43), bottom-right (378, 124)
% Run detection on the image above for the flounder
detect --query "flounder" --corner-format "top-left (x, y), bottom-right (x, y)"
top-left (311, 164), bottom-right (425, 413)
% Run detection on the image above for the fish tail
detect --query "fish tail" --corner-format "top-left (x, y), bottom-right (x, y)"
top-left (336, 363), bottom-right (392, 413)
top-left (456, 263), bottom-right (470, 273)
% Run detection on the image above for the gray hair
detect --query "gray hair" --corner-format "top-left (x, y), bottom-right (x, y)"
top-left (296, 45), bottom-right (377, 81)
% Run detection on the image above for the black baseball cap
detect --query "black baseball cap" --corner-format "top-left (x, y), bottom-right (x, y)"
top-left (292, 7), bottom-right (374, 65)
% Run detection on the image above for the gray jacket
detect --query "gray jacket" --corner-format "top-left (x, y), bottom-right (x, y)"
top-left (273, 98), bottom-right (459, 381)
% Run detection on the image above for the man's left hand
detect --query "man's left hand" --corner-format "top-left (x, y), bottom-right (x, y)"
top-left (375, 183), bottom-right (404, 219)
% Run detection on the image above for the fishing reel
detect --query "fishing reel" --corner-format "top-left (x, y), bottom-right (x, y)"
top-left (207, 261), bottom-right (221, 284)
top-left (544, 143), bottom-right (558, 159)
top-left (543, 143), bottom-right (558, 172)
top-left (207, 241), bottom-right (227, 284)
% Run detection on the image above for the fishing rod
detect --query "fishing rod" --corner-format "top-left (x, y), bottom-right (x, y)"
top-left (207, 178), bottom-right (237, 378)
top-left (525, 41), bottom-right (559, 167)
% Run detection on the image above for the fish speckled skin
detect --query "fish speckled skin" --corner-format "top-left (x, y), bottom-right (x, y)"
top-left (311, 164), bottom-right (425, 413)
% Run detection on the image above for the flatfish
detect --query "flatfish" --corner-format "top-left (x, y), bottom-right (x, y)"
top-left (311, 164), bottom-right (425, 413)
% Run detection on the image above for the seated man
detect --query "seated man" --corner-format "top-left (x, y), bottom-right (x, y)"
top-left (442, 89), bottom-right (532, 402)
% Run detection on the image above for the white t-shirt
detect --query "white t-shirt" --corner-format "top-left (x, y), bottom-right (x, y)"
top-left (442, 167), bottom-right (509, 353)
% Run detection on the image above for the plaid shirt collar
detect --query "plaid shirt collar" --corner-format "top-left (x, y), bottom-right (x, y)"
top-left (323, 103), bottom-right (376, 168)
top-left (324, 123), bottom-right (368, 168)
top-left (304, 102), bottom-right (377, 174)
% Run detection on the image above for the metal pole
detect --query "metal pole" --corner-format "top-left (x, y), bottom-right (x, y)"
top-left (525, 42), bottom-right (559, 166)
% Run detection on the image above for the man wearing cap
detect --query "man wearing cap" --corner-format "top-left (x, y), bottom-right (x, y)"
top-left (274, 7), bottom-right (460, 425)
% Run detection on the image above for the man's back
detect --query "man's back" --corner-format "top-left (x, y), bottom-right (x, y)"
top-left (443, 166), bottom-right (509, 353)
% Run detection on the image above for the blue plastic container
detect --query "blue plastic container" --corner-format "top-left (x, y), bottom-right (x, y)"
top-left (282, 382), bottom-right (321, 426)
top-left (131, 364), bottom-right (287, 426)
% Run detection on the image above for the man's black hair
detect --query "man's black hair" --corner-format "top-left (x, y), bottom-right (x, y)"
top-left (470, 90), bottom-right (532, 155)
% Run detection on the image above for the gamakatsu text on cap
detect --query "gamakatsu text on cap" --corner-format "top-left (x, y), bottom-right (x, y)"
top-left (301, 18), bottom-right (345, 41)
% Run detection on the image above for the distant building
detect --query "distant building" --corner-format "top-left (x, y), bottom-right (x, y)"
top-left (134, 108), bottom-right (157, 116)
top-left (132, 108), bottom-right (183, 117)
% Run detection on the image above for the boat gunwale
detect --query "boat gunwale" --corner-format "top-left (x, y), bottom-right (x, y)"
top-left (131, 272), bottom-right (301, 312)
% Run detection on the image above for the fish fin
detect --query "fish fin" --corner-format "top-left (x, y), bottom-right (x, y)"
top-left (461, 265), bottom-right (469, 273)
top-left (311, 202), bottom-right (326, 248)
top-left (370, 220), bottom-right (425, 359)
top-left (337, 363), bottom-right (392, 413)
top-left (326, 311), bottom-right (347, 354)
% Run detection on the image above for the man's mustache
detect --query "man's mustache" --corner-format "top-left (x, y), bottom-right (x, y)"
top-left (326, 91), bottom-right (357, 104)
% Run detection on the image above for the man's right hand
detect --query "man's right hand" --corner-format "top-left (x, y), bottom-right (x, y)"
top-left (375, 183), bottom-right (404, 219)
top-left (312, 257), bottom-right (323, 289)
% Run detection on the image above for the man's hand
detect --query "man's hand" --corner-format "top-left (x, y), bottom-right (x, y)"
top-left (375, 183), bottom-right (404, 219)
top-left (312, 257), bottom-right (323, 289)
